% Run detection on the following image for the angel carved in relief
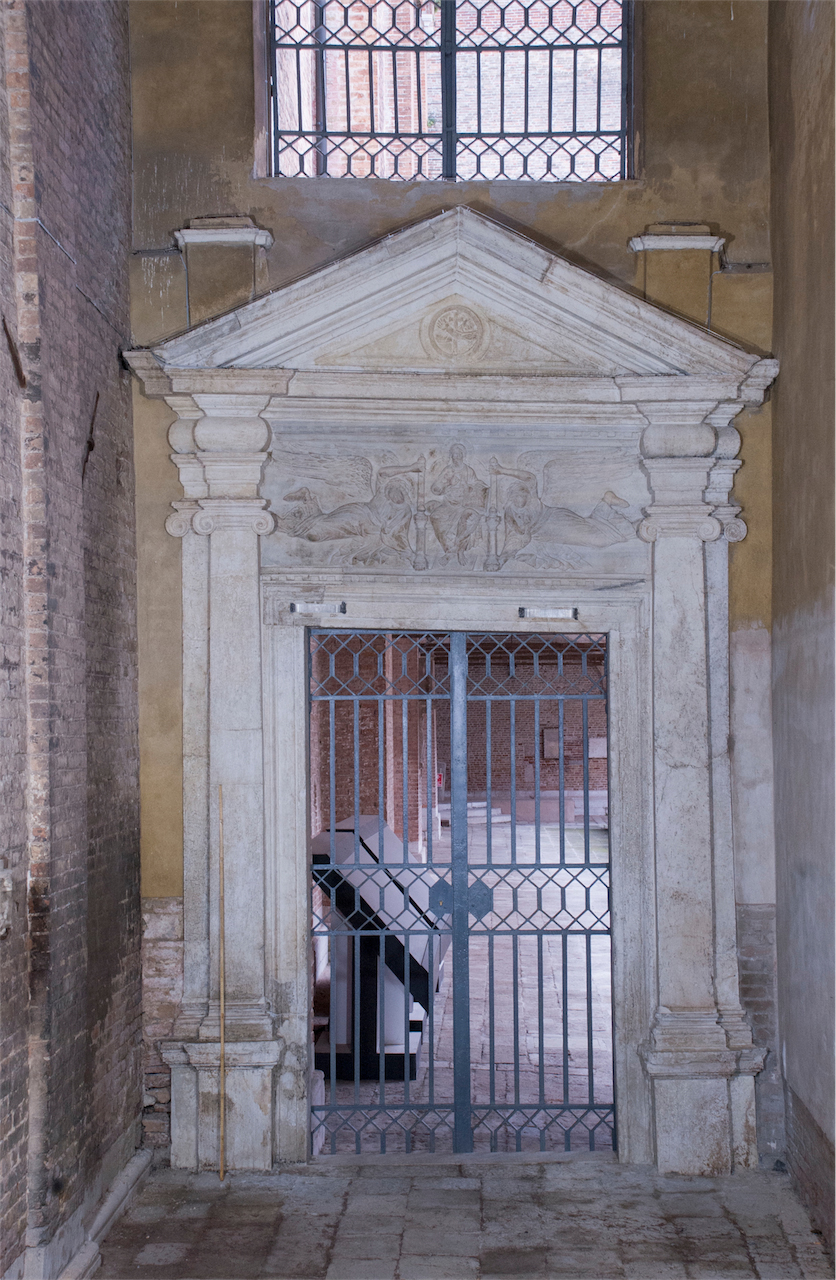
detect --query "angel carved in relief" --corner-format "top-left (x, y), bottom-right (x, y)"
top-left (488, 459), bottom-right (636, 570)
top-left (277, 458), bottom-right (426, 568)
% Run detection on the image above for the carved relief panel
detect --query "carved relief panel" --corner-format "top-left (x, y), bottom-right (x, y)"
top-left (260, 438), bottom-right (650, 577)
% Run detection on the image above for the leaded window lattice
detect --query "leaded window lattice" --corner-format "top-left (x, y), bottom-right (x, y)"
top-left (269, 0), bottom-right (631, 181)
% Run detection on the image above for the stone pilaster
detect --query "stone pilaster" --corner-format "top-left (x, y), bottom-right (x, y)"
top-left (161, 394), bottom-right (280, 1170)
top-left (638, 404), bottom-right (763, 1175)
top-left (165, 397), bottom-right (211, 1038)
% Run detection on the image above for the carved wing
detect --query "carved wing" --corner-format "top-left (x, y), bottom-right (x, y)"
top-left (519, 449), bottom-right (642, 509)
top-left (272, 450), bottom-right (375, 499)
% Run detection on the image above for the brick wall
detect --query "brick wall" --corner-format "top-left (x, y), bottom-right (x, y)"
top-left (0, 3), bottom-right (140, 1273)
top-left (435, 656), bottom-right (609, 797)
top-left (0, 3), bottom-right (29, 1268)
top-left (784, 1082), bottom-right (835, 1258)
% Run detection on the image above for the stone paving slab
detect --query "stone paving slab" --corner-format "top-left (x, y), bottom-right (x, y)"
top-left (97, 1152), bottom-right (833, 1280)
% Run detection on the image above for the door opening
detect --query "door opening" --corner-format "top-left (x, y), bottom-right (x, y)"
top-left (308, 629), bottom-right (614, 1155)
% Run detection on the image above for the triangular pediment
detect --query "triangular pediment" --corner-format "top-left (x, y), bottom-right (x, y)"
top-left (146, 208), bottom-right (767, 383)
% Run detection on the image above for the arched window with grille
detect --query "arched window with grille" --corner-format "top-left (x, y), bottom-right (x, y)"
top-left (268, 0), bottom-right (633, 180)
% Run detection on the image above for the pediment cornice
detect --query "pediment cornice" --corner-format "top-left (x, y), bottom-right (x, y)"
top-left (125, 209), bottom-right (778, 402)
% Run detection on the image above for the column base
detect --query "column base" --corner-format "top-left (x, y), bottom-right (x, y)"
top-left (198, 998), bottom-right (275, 1041)
top-left (161, 1040), bottom-right (282, 1171)
top-left (641, 1018), bottom-right (765, 1174)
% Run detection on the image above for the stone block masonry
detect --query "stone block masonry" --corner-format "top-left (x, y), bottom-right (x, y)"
top-left (0, 3), bottom-right (141, 1277)
top-left (737, 903), bottom-right (785, 1164)
top-left (141, 899), bottom-right (185, 1157)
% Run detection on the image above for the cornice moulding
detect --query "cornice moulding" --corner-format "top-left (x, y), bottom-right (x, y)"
top-left (629, 235), bottom-right (726, 252)
top-left (174, 227), bottom-right (274, 250)
top-left (147, 209), bottom-right (757, 380)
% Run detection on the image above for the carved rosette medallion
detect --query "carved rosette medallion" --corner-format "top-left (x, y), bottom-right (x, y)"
top-left (425, 305), bottom-right (486, 361)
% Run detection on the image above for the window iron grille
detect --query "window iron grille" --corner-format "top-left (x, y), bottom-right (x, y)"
top-left (269, 0), bottom-right (632, 181)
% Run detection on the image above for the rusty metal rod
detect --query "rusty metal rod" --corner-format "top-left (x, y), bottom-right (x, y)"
top-left (218, 785), bottom-right (226, 1181)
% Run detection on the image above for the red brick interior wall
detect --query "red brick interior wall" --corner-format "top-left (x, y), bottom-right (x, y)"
top-left (310, 637), bottom-right (424, 843)
top-left (435, 657), bottom-right (608, 797)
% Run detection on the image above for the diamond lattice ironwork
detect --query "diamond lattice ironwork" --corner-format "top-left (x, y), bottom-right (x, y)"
top-left (270, 0), bottom-right (631, 180)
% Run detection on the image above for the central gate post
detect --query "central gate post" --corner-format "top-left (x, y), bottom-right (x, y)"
top-left (449, 632), bottom-right (473, 1153)
top-left (637, 404), bottom-right (763, 1175)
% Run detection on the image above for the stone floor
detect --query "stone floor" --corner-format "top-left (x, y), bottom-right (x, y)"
top-left (98, 1151), bottom-right (833, 1280)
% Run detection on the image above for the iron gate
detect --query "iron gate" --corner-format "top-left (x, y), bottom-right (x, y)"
top-left (309, 629), bottom-right (613, 1155)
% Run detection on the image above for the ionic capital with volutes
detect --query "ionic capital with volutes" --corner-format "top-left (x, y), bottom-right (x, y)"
top-left (192, 499), bottom-right (275, 536)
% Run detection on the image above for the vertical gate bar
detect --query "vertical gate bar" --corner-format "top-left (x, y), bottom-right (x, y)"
top-left (403, 929), bottom-right (411, 1111)
top-left (509, 698), bottom-right (517, 864)
top-left (353, 932), bottom-right (361, 1104)
top-left (378, 685), bottom-right (385, 863)
top-left (329, 697), bottom-right (336, 862)
top-left (485, 696), bottom-right (492, 865)
top-left (378, 930), bottom-right (386, 1151)
top-left (537, 932), bottom-right (545, 1106)
top-left (586, 930), bottom-right (595, 1148)
top-left (353, 932), bottom-right (361, 1148)
top-left (440, 0), bottom-right (456, 179)
top-left (329, 900), bottom-right (337, 1111)
top-left (427, 929), bottom-right (435, 1125)
top-left (561, 931), bottom-right (570, 1106)
top-left (534, 694), bottom-right (541, 865)
top-left (582, 696), bottom-right (590, 864)
top-left (353, 695), bottom-right (361, 861)
top-left (425, 642), bottom-right (434, 863)
top-left (512, 931), bottom-right (520, 1108)
top-left (558, 699), bottom-right (565, 864)
top-left (402, 685), bottom-right (409, 862)
top-left (488, 932), bottom-right (496, 1112)
top-left (449, 630), bottom-right (473, 1153)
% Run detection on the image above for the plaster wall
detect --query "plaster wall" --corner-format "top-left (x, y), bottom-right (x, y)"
top-left (768, 0), bottom-right (835, 1249)
top-left (129, 0), bottom-right (777, 903)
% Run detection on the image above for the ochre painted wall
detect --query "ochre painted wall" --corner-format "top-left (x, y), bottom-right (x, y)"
top-left (129, 0), bottom-right (775, 896)
top-left (768, 0), bottom-right (835, 1247)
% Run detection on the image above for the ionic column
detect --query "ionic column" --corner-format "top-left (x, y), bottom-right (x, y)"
top-left (638, 404), bottom-right (762, 1175)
